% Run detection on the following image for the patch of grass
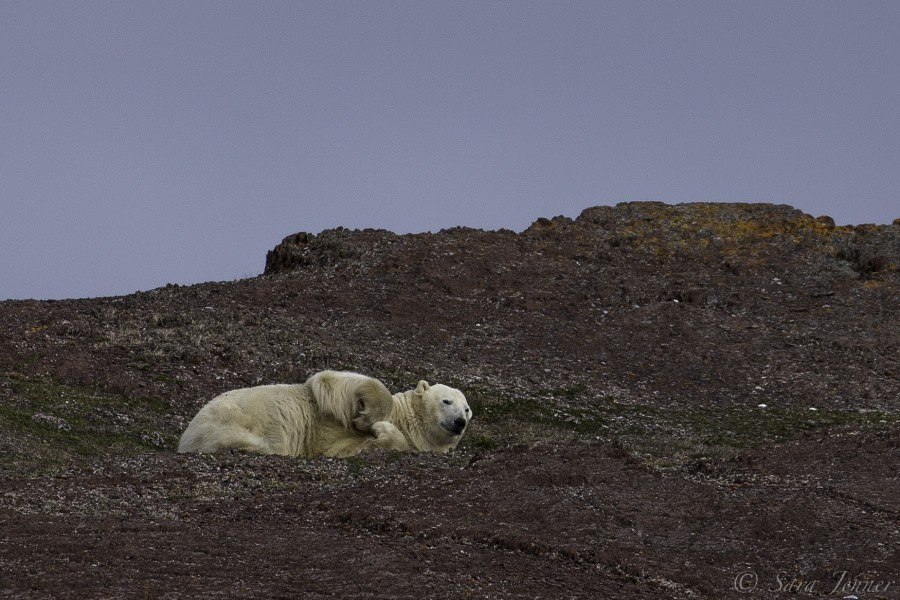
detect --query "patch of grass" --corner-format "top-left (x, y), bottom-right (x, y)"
top-left (459, 384), bottom-right (630, 450)
top-left (537, 383), bottom-right (587, 400)
top-left (639, 405), bottom-right (899, 467)
top-left (465, 434), bottom-right (503, 451)
top-left (0, 373), bottom-right (176, 474)
top-left (459, 382), bottom-right (899, 466)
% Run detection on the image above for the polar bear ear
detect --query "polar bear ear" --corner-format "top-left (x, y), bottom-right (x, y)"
top-left (415, 380), bottom-right (431, 395)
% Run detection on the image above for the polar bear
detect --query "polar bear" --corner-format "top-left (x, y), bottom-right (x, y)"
top-left (368, 380), bottom-right (472, 453)
top-left (177, 370), bottom-right (393, 457)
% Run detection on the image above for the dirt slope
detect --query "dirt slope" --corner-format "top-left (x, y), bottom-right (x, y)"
top-left (1, 202), bottom-right (898, 599)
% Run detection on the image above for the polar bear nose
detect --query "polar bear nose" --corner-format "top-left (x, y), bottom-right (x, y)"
top-left (453, 417), bottom-right (467, 431)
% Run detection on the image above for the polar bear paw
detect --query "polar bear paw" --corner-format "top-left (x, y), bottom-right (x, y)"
top-left (371, 421), bottom-right (409, 451)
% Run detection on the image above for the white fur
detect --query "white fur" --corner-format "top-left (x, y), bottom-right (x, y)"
top-left (177, 370), bottom-right (392, 457)
top-left (369, 380), bottom-right (473, 453)
top-left (177, 372), bottom-right (471, 458)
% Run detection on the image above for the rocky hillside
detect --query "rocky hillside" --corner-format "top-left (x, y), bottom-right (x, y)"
top-left (261, 201), bottom-right (898, 412)
top-left (0, 202), bottom-right (898, 599)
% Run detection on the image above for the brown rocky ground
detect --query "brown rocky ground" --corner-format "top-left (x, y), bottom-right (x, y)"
top-left (1, 202), bottom-right (898, 599)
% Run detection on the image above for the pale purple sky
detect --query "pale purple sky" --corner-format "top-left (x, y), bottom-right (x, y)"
top-left (2, 1), bottom-right (898, 300)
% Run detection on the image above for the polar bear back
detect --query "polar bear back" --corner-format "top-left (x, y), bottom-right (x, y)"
top-left (177, 384), bottom-right (316, 455)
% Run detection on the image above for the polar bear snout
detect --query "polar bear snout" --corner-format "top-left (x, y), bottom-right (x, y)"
top-left (444, 416), bottom-right (468, 435)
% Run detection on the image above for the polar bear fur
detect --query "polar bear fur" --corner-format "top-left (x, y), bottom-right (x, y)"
top-left (177, 372), bottom-right (472, 458)
top-left (369, 380), bottom-right (472, 453)
top-left (177, 370), bottom-right (393, 457)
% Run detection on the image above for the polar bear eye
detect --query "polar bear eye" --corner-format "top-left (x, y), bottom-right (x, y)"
top-left (442, 398), bottom-right (452, 405)
top-left (464, 407), bottom-right (470, 413)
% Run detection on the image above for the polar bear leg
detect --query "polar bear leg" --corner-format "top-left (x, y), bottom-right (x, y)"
top-left (178, 422), bottom-right (276, 454)
top-left (370, 421), bottom-right (410, 451)
top-left (324, 422), bottom-right (409, 456)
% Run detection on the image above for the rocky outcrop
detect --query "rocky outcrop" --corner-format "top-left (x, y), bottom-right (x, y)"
top-left (264, 202), bottom-right (898, 281)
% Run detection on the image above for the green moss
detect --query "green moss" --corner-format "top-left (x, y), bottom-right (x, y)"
top-left (611, 404), bottom-right (897, 467)
top-left (0, 374), bottom-right (175, 474)
top-left (464, 382), bottom-right (898, 467)
top-left (465, 434), bottom-right (503, 451)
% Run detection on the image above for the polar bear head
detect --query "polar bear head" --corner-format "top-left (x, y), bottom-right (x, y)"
top-left (414, 380), bottom-right (472, 448)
